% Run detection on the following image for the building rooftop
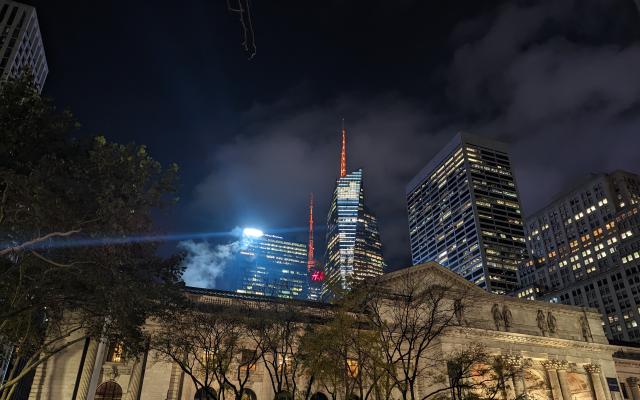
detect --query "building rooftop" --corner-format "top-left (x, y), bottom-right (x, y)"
top-left (406, 132), bottom-right (510, 194)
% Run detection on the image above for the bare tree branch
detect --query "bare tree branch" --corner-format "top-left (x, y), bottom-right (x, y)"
top-left (0, 229), bottom-right (81, 256)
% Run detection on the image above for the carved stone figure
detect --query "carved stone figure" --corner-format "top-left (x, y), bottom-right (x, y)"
top-left (547, 312), bottom-right (557, 334)
top-left (492, 304), bottom-right (503, 330)
top-left (536, 309), bottom-right (548, 336)
top-left (580, 315), bottom-right (593, 342)
top-left (105, 365), bottom-right (119, 381)
top-left (502, 305), bottom-right (513, 331)
top-left (454, 299), bottom-right (467, 326)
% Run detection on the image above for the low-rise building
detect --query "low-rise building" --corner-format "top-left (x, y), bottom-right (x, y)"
top-left (27, 262), bottom-right (640, 400)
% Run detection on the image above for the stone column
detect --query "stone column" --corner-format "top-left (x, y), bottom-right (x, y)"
top-left (166, 362), bottom-right (183, 400)
top-left (125, 357), bottom-right (144, 400)
top-left (543, 360), bottom-right (564, 400)
top-left (555, 361), bottom-right (573, 400)
top-left (585, 364), bottom-right (607, 400)
top-left (504, 355), bottom-right (526, 398)
top-left (627, 377), bottom-right (640, 400)
top-left (86, 339), bottom-right (108, 400)
top-left (76, 339), bottom-right (99, 400)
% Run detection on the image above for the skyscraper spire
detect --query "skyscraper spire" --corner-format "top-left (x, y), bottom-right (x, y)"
top-left (339, 119), bottom-right (347, 178)
top-left (307, 192), bottom-right (315, 272)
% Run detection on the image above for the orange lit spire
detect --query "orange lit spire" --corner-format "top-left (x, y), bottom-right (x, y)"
top-left (339, 119), bottom-right (347, 178)
top-left (307, 193), bottom-right (315, 272)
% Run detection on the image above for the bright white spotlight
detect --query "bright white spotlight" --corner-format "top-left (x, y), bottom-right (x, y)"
top-left (243, 228), bottom-right (264, 238)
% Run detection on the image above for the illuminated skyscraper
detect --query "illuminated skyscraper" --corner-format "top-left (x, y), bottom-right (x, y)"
top-left (516, 170), bottom-right (640, 342)
top-left (323, 126), bottom-right (385, 296)
top-left (0, 0), bottom-right (48, 92)
top-left (406, 133), bottom-right (527, 294)
top-left (235, 228), bottom-right (308, 300)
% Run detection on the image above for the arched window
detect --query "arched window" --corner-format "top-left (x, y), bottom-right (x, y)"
top-left (241, 388), bottom-right (257, 400)
top-left (311, 393), bottom-right (328, 400)
top-left (95, 381), bottom-right (123, 400)
top-left (194, 387), bottom-right (217, 400)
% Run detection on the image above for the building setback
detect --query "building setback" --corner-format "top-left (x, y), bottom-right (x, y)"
top-left (516, 170), bottom-right (640, 342)
top-left (323, 126), bottom-right (385, 296)
top-left (234, 229), bottom-right (308, 300)
top-left (407, 133), bottom-right (528, 294)
top-left (0, 0), bottom-right (48, 91)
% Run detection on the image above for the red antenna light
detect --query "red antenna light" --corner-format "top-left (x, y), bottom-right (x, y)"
top-left (307, 193), bottom-right (315, 272)
top-left (311, 270), bottom-right (325, 282)
top-left (339, 119), bottom-right (347, 178)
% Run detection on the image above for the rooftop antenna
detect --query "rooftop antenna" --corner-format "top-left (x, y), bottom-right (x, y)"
top-left (307, 193), bottom-right (315, 272)
top-left (339, 118), bottom-right (347, 178)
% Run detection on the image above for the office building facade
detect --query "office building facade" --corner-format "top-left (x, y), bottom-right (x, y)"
top-left (323, 128), bottom-right (385, 295)
top-left (235, 229), bottom-right (308, 300)
top-left (516, 170), bottom-right (640, 342)
top-left (406, 133), bottom-right (527, 294)
top-left (0, 0), bottom-right (48, 91)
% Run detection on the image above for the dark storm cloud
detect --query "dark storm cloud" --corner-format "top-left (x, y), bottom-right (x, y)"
top-left (447, 0), bottom-right (640, 213)
top-left (191, 0), bottom-right (640, 268)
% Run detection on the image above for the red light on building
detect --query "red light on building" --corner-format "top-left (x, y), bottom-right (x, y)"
top-left (311, 270), bottom-right (325, 282)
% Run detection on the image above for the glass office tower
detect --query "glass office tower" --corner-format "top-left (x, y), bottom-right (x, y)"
top-left (406, 133), bottom-right (527, 294)
top-left (235, 228), bottom-right (308, 300)
top-left (323, 169), bottom-right (385, 295)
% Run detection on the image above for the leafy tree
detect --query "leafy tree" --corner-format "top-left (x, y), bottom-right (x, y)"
top-left (0, 75), bottom-right (182, 398)
top-left (299, 283), bottom-right (402, 400)
top-left (151, 302), bottom-right (262, 400)
top-left (248, 301), bottom-right (316, 400)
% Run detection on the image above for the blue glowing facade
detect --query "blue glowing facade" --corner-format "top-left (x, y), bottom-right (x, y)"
top-left (235, 230), bottom-right (308, 300)
top-left (323, 169), bottom-right (385, 296)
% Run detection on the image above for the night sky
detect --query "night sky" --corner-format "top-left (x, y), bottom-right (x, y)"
top-left (27, 0), bottom-right (640, 272)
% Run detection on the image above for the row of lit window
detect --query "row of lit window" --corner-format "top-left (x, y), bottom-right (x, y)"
top-left (622, 252), bottom-right (640, 264)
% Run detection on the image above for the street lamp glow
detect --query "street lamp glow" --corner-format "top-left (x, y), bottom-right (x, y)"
top-left (243, 228), bottom-right (264, 238)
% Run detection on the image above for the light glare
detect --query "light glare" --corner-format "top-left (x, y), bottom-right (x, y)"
top-left (243, 228), bottom-right (264, 238)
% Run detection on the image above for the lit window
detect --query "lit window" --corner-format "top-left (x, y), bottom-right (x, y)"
top-left (107, 342), bottom-right (124, 363)
top-left (346, 359), bottom-right (359, 378)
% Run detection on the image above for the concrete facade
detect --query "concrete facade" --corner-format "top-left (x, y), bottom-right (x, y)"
top-left (0, 0), bottom-right (48, 91)
top-left (27, 262), bottom-right (640, 400)
top-left (407, 133), bottom-right (527, 295)
top-left (516, 171), bottom-right (640, 342)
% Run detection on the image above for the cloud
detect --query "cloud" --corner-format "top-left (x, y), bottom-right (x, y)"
top-left (447, 0), bottom-right (640, 212)
top-left (189, 0), bottom-right (640, 270)
top-left (191, 94), bottom-right (459, 267)
top-left (178, 238), bottom-right (244, 288)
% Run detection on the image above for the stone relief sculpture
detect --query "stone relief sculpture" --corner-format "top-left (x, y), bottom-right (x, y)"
top-left (580, 315), bottom-right (593, 342)
top-left (454, 298), bottom-right (467, 326)
top-left (502, 305), bottom-right (513, 332)
top-left (547, 312), bottom-right (557, 334)
top-left (492, 304), bottom-right (503, 330)
top-left (105, 365), bottom-right (120, 381)
top-left (536, 309), bottom-right (548, 336)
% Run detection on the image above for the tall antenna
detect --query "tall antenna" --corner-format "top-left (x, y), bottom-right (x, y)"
top-left (307, 192), bottom-right (315, 272)
top-left (339, 119), bottom-right (347, 178)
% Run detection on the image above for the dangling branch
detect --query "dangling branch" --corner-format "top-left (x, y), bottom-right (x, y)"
top-left (226, 0), bottom-right (257, 60)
